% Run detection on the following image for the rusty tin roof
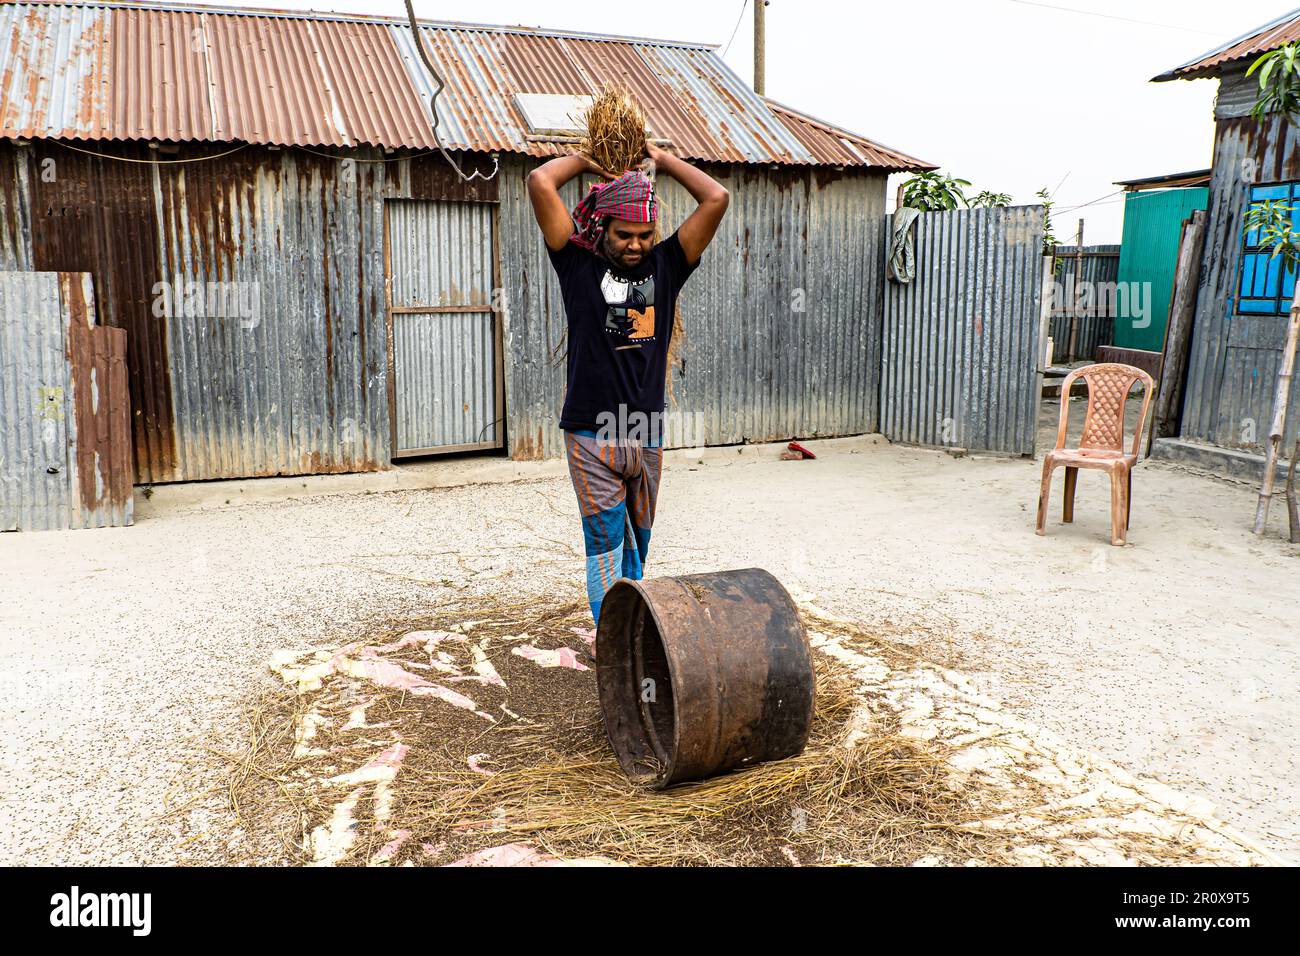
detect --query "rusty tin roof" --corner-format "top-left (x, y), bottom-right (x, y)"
top-left (0, 0), bottom-right (934, 169)
top-left (1154, 7), bottom-right (1300, 81)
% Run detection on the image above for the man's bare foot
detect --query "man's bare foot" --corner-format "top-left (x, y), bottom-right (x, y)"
top-left (572, 626), bottom-right (597, 664)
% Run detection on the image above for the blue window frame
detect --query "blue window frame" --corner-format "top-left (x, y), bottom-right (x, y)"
top-left (1239, 182), bottom-right (1300, 314)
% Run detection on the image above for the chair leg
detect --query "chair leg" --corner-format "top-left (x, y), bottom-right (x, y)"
top-left (1126, 471), bottom-right (1132, 530)
top-left (1036, 460), bottom-right (1055, 535)
top-left (1109, 468), bottom-right (1128, 546)
top-left (1063, 467), bottom-right (1078, 523)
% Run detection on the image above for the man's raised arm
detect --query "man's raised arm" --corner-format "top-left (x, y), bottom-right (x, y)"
top-left (527, 154), bottom-right (611, 252)
top-left (647, 144), bottom-right (730, 265)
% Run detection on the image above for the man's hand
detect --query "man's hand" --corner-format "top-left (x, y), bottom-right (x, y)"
top-left (527, 153), bottom-right (616, 252)
top-left (644, 142), bottom-right (729, 265)
top-left (644, 142), bottom-right (671, 171)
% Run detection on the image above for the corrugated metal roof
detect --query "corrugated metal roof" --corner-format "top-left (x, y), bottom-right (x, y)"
top-left (0, 0), bottom-right (933, 169)
top-left (1154, 7), bottom-right (1300, 81)
top-left (1114, 169), bottom-right (1212, 190)
top-left (765, 100), bottom-right (936, 171)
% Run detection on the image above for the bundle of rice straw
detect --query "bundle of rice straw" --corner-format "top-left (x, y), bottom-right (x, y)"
top-left (579, 84), bottom-right (649, 176)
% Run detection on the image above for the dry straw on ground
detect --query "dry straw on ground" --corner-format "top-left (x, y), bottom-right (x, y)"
top-left (183, 591), bottom-right (1278, 867)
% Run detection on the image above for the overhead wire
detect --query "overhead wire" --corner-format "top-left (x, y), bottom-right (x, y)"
top-left (1006, 0), bottom-right (1223, 37)
top-left (402, 0), bottom-right (498, 182)
top-left (721, 0), bottom-right (749, 58)
top-left (45, 140), bottom-right (250, 164)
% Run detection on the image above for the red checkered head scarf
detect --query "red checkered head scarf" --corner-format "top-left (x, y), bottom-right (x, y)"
top-left (569, 170), bottom-right (658, 253)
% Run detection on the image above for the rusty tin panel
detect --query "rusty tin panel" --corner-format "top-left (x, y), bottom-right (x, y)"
top-left (24, 139), bottom-right (179, 483)
top-left (0, 2), bottom-right (110, 140)
top-left (59, 271), bottom-right (133, 528)
top-left (149, 145), bottom-right (389, 481)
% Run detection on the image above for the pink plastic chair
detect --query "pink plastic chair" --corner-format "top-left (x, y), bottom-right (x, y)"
top-left (1035, 362), bottom-right (1155, 546)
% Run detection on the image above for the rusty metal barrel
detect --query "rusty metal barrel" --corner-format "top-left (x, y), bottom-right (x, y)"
top-left (595, 568), bottom-right (815, 788)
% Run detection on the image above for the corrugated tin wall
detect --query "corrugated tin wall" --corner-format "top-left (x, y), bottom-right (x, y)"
top-left (0, 270), bottom-right (132, 530)
top-left (0, 271), bottom-right (70, 529)
top-left (3, 141), bottom-right (397, 482)
top-left (6, 144), bottom-right (890, 477)
top-left (880, 206), bottom-right (1046, 455)
top-left (1049, 244), bottom-right (1120, 363)
top-left (1181, 107), bottom-right (1300, 454)
top-left (498, 159), bottom-right (888, 460)
top-left (1211, 64), bottom-right (1258, 119)
top-left (153, 148), bottom-right (392, 481)
top-left (1114, 188), bottom-right (1209, 352)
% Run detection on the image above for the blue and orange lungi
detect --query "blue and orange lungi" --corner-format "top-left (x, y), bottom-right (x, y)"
top-left (563, 429), bottom-right (663, 625)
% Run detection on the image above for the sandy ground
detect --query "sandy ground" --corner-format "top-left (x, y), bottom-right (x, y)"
top-left (0, 398), bottom-right (1296, 865)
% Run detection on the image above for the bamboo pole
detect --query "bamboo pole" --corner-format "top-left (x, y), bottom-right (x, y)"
top-left (1286, 435), bottom-right (1299, 543)
top-left (1253, 284), bottom-right (1300, 534)
top-left (1067, 219), bottom-right (1084, 362)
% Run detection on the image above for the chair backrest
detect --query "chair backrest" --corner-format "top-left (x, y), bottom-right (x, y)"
top-left (1053, 362), bottom-right (1156, 456)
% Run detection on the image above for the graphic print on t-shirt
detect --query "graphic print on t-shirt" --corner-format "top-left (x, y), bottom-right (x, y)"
top-left (600, 270), bottom-right (656, 344)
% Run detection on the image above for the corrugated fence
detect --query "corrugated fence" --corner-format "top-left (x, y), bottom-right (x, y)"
top-left (880, 206), bottom-right (1046, 456)
top-left (1049, 244), bottom-right (1121, 363)
top-left (1, 271), bottom-right (132, 531)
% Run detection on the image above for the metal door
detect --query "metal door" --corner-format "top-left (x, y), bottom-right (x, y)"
top-left (385, 200), bottom-right (503, 456)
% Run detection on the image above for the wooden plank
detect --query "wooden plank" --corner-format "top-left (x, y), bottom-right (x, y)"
top-left (389, 304), bottom-right (492, 314)
top-left (1152, 210), bottom-right (1207, 444)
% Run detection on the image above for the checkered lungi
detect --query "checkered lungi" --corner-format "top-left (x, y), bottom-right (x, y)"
top-left (563, 429), bottom-right (663, 625)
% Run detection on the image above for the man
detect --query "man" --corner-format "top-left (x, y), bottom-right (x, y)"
top-left (527, 143), bottom-right (729, 626)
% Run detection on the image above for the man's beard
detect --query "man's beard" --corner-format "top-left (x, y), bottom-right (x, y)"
top-left (600, 230), bottom-right (650, 269)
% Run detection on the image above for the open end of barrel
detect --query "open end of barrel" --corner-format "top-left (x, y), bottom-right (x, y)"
top-left (595, 581), bottom-right (678, 787)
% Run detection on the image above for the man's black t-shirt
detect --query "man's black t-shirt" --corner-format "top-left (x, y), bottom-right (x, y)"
top-left (547, 230), bottom-right (699, 433)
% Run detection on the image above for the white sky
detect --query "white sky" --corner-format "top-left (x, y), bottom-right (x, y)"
top-left (188, 0), bottom-right (1292, 242)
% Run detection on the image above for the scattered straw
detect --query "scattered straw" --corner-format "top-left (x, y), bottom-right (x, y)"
top-left (189, 594), bottom-right (1276, 867)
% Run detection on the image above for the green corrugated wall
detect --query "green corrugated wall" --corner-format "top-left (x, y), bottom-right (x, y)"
top-left (1114, 186), bottom-right (1209, 352)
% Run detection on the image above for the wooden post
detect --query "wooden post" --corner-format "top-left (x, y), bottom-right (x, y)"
top-left (754, 0), bottom-right (767, 96)
top-left (1067, 218), bottom-right (1084, 362)
top-left (1149, 209), bottom-right (1207, 452)
top-left (1253, 284), bottom-right (1300, 534)
top-left (1033, 253), bottom-right (1056, 456)
top-left (1286, 435), bottom-right (1300, 543)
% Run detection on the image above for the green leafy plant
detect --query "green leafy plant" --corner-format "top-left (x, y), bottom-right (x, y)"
top-left (1036, 187), bottom-right (1059, 255)
top-left (1242, 199), bottom-right (1300, 268)
top-left (1248, 43), bottom-right (1300, 120)
top-left (968, 190), bottom-right (1012, 208)
top-left (901, 171), bottom-right (971, 211)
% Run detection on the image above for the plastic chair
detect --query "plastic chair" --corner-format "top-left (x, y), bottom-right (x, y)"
top-left (1036, 362), bottom-right (1155, 546)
